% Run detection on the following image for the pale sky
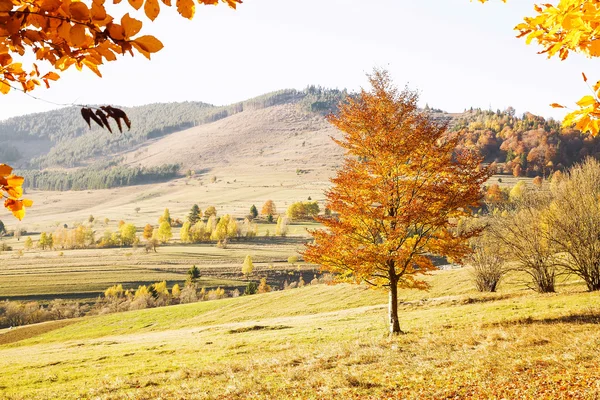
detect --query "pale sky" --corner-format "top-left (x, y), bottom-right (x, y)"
top-left (0, 0), bottom-right (596, 121)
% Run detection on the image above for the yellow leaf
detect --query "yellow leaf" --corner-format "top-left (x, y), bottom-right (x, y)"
top-left (132, 35), bottom-right (164, 53)
top-left (0, 164), bottom-right (12, 175)
top-left (82, 59), bottom-right (102, 77)
top-left (5, 185), bottom-right (23, 199)
top-left (121, 14), bottom-right (142, 38)
top-left (69, 2), bottom-right (90, 20)
top-left (4, 199), bottom-right (27, 220)
top-left (70, 24), bottom-right (87, 47)
top-left (550, 103), bottom-right (565, 108)
top-left (128, 0), bottom-right (143, 10)
top-left (176, 0), bottom-right (195, 19)
top-left (6, 175), bottom-right (24, 187)
top-left (6, 63), bottom-right (23, 73)
top-left (590, 40), bottom-right (600, 57)
top-left (0, 79), bottom-right (10, 94)
top-left (22, 198), bottom-right (33, 207)
top-left (144, 0), bottom-right (160, 21)
top-left (576, 95), bottom-right (596, 108)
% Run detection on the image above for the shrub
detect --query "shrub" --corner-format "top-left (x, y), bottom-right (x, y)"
top-left (257, 278), bottom-right (271, 293)
top-left (244, 281), bottom-right (258, 295)
top-left (179, 285), bottom-right (198, 304)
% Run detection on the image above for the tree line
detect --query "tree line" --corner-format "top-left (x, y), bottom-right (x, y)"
top-left (18, 162), bottom-right (180, 191)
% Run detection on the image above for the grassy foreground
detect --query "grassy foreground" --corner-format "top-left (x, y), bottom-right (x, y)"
top-left (1, 268), bottom-right (599, 399)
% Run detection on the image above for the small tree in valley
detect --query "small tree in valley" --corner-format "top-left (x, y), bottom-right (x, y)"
top-left (303, 70), bottom-right (489, 334)
top-left (242, 255), bottom-right (254, 279)
top-left (187, 265), bottom-right (201, 284)
top-left (249, 205), bottom-right (258, 220)
top-left (204, 206), bottom-right (217, 219)
top-left (156, 222), bottom-right (172, 243)
top-left (159, 208), bottom-right (172, 225)
top-left (24, 236), bottom-right (33, 250)
top-left (180, 222), bottom-right (191, 243)
top-left (275, 215), bottom-right (288, 237)
top-left (143, 224), bottom-right (154, 240)
top-left (188, 204), bottom-right (201, 224)
top-left (261, 200), bottom-right (276, 216)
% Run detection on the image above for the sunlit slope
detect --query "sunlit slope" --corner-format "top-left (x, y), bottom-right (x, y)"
top-left (121, 103), bottom-right (343, 175)
top-left (1, 270), bottom-right (599, 399)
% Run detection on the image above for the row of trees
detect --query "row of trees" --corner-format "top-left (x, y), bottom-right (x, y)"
top-left (19, 162), bottom-right (180, 191)
top-left (469, 159), bottom-right (600, 294)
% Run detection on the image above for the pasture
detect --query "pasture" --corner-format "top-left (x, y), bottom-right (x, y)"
top-left (0, 269), bottom-right (598, 399)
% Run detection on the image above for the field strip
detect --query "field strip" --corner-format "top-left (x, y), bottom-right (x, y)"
top-left (0, 319), bottom-right (80, 346)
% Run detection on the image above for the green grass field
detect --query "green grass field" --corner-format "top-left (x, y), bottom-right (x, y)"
top-left (1, 267), bottom-right (599, 399)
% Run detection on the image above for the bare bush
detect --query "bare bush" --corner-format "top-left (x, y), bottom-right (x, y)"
top-left (179, 285), bottom-right (198, 304)
top-left (490, 193), bottom-right (559, 293)
top-left (546, 158), bottom-right (600, 291)
top-left (467, 235), bottom-right (507, 292)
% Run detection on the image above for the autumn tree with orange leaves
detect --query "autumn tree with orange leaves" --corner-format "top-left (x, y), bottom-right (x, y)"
top-left (0, 0), bottom-right (241, 219)
top-left (303, 70), bottom-right (490, 335)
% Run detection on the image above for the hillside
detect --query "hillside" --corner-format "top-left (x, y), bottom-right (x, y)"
top-left (2, 89), bottom-right (600, 196)
top-left (0, 87), bottom-right (346, 171)
top-left (1, 270), bottom-right (598, 399)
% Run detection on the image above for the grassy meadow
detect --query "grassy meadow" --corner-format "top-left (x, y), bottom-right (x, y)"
top-left (0, 269), bottom-right (599, 399)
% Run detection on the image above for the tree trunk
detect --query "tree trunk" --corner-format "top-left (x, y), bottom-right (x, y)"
top-left (388, 274), bottom-right (402, 335)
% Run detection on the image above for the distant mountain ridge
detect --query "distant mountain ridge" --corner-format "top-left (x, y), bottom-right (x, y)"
top-left (3, 88), bottom-right (600, 192)
top-left (0, 87), bottom-right (347, 170)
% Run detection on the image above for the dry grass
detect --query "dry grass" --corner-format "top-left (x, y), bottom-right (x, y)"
top-left (0, 274), bottom-right (599, 399)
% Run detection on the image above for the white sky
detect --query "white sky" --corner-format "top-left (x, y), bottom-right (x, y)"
top-left (0, 0), bottom-right (596, 121)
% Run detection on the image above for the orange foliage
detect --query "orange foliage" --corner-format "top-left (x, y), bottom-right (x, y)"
top-left (303, 70), bottom-right (490, 334)
top-left (0, 0), bottom-right (241, 94)
top-left (476, 0), bottom-right (600, 136)
top-left (485, 184), bottom-right (505, 205)
top-left (0, 164), bottom-right (32, 220)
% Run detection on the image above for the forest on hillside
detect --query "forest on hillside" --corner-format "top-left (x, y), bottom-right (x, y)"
top-left (18, 162), bottom-right (180, 191)
top-left (452, 108), bottom-right (600, 177)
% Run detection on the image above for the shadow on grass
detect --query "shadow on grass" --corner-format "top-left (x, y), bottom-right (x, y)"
top-left (0, 319), bottom-right (79, 346)
top-left (488, 312), bottom-right (600, 327)
top-left (228, 325), bottom-right (292, 334)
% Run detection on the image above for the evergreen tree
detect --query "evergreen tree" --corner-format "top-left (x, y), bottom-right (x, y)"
top-left (249, 205), bottom-right (258, 219)
top-left (244, 281), bottom-right (257, 295)
top-left (187, 265), bottom-right (201, 283)
top-left (188, 204), bottom-right (201, 224)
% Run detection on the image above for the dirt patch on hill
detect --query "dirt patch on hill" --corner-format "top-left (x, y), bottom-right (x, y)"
top-left (0, 319), bottom-right (79, 346)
